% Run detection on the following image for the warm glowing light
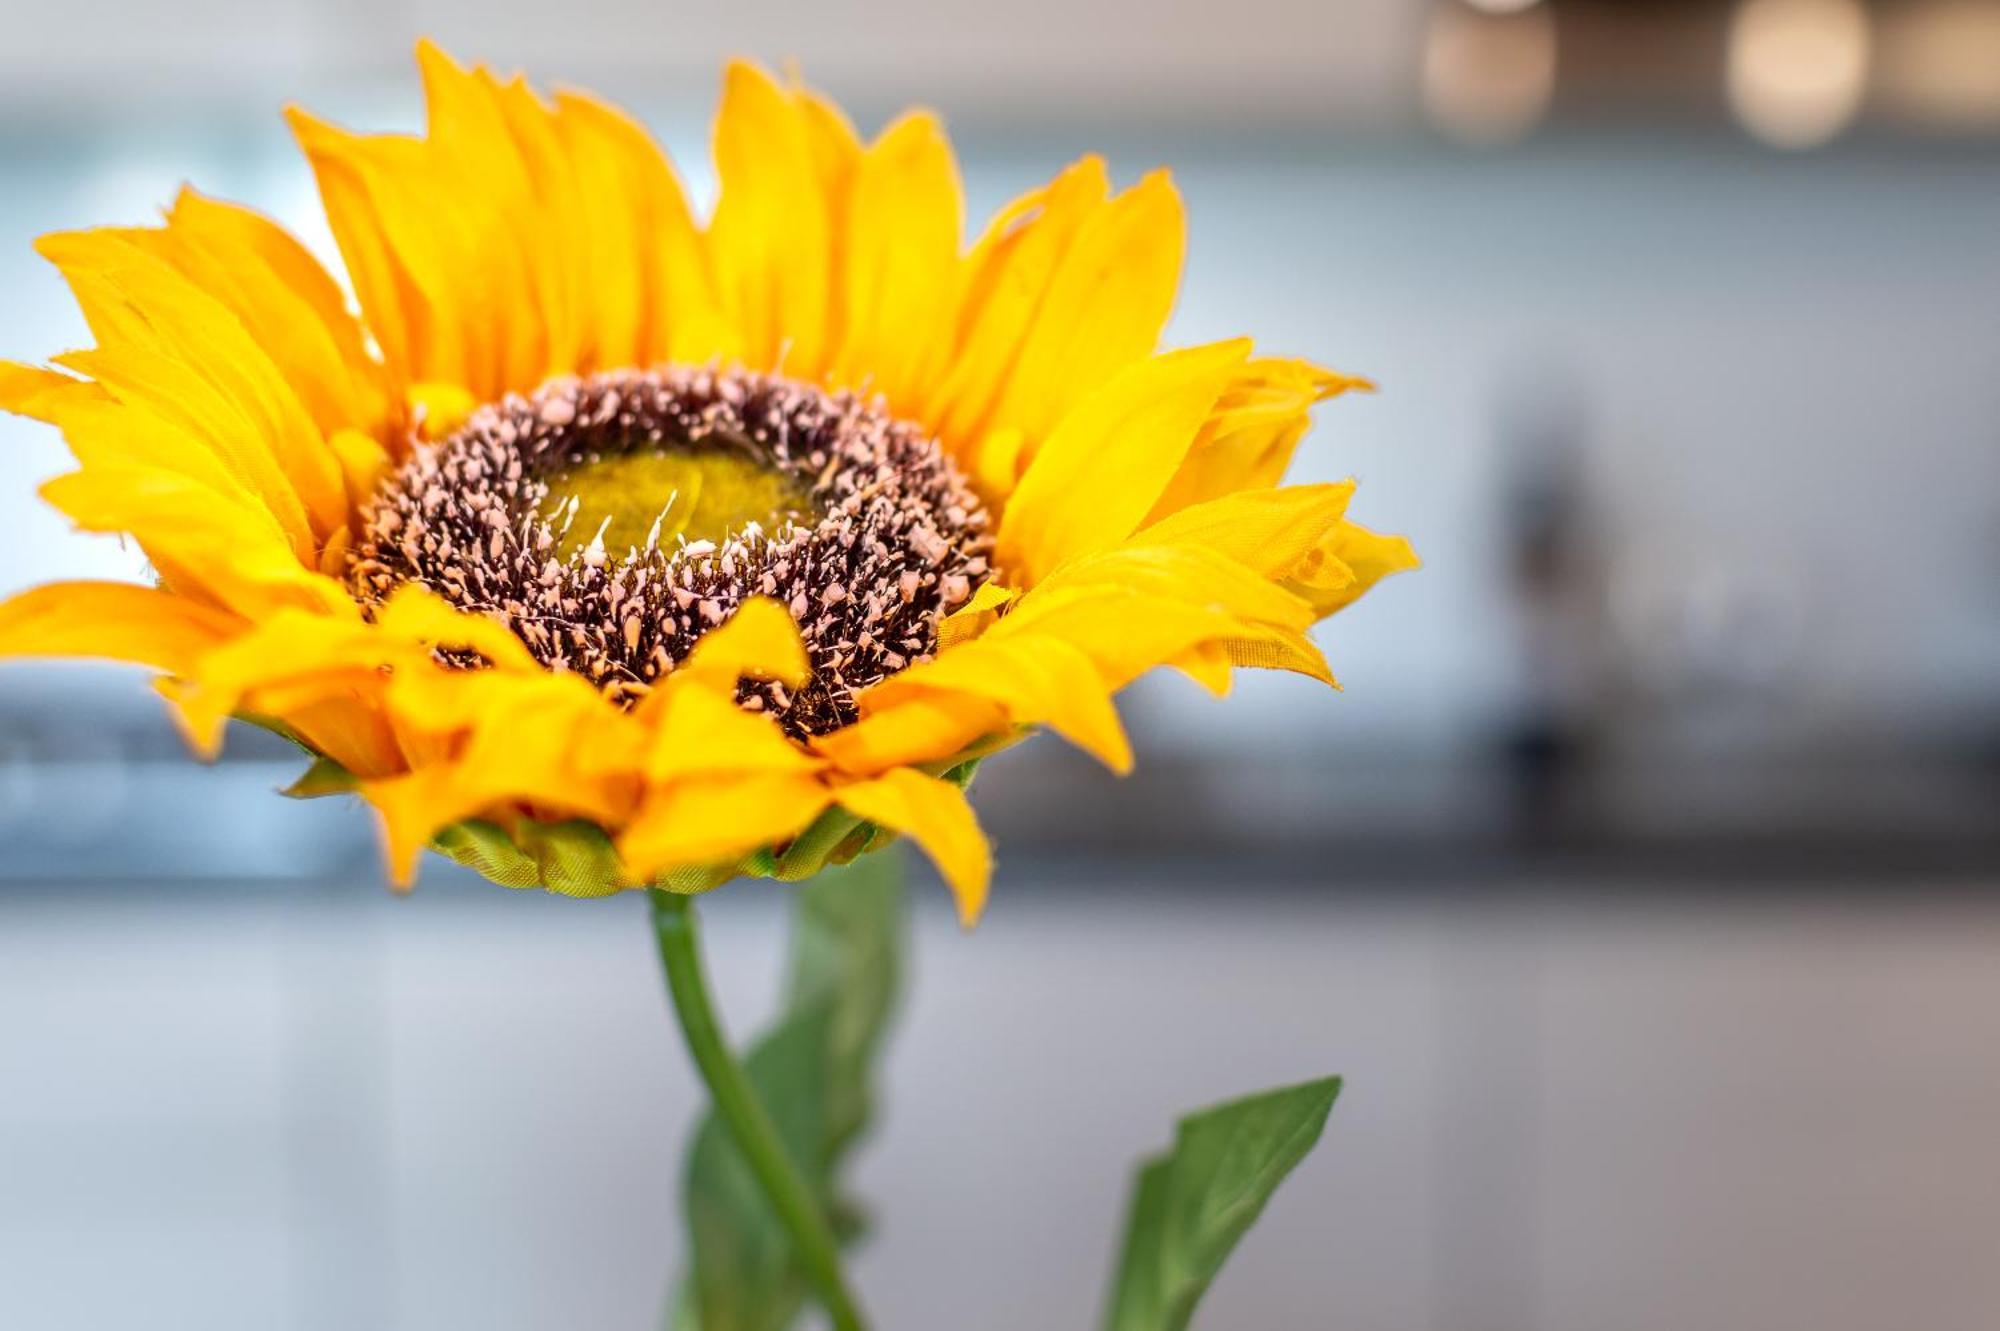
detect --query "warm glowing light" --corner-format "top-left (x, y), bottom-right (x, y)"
top-left (1877, 0), bottom-right (2000, 132)
top-left (1727, 0), bottom-right (1873, 148)
top-left (1422, 0), bottom-right (1558, 145)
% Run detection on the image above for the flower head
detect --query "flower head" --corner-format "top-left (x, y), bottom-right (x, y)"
top-left (0, 41), bottom-right (1416, 922)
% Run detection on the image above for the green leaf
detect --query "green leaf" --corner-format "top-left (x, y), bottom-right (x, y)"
top-left (672, 852), bottom-right (907, 1330)
top-left (785, 852), bottom-right (905, 1158)
top-left (1102, 1076), bottom-right (1342, 1331)
top-left (682, 1002), bottom-right (836, 1331)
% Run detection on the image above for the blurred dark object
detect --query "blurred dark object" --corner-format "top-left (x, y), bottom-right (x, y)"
top-left (1497, 372), bottom-right (1605, 853)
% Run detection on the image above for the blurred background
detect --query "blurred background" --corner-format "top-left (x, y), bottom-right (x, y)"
top-left (3, 0), bottom-right (1999, 1327)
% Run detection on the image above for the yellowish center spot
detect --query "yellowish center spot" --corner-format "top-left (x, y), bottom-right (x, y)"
top-left (542, 448), bottom-right (815, 558)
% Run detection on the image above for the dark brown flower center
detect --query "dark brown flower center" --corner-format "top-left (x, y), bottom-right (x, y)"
top-left (347, 367), bottom-right (993, 736)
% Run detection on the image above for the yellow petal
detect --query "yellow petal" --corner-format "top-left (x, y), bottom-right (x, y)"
top-left (413, 41), bottom-right (555, 391)
top-left (830, 111), bottom-right (963, 413)
top-left (286, 108), bottom-right (433, 389)
top-left (1034, 543), bottom-right (1315, 634)
top-left (161, 188), bottom-right (396, 439)
top-left (1135, 482), bottom-right (1357, 577)
top-left (265, 688), bottom-right (407, 780)
top-left (812, 692), bottom-right (1008, 775)
top-left (291, 42), bottom-right (560, 404)
top-left (361, 764), bottom-right (488, 885)
top-left (551, 89), bottom-right (721, 367)
top-left (360, 666), bottom-right (647, 883)
top-left (618, 773), bottom-right (832, 882)
top-left (0, 581), bottom-right (241, 674)
top-left (362, 716), bottom-right (635, 886)
top-left (33, 299), bottom-right (296, 559)
top-left (928, 157), bottom-right (1112, 452)
top-left (1172, 641), bottom-right (1235, 697)
top-left (1299, 520), bottom-right (1422, 618)
top-left (36, 234), bottom-right (348, 557)
top-left (643, 684), bottom-right (823, 785)
top-left (1220, 626), bottom-right (1338, 685)
top-left (861, 635), bottom-right (1132, 771)
top-left (444, 681), bottom-right (637, 813)
top-left (490, 70), bottom-right (592, 377)
top-left (329, 428), bottom-right (392, 512)
top-left (792, 78), bottom-right (865, 192)
top-left (834, 768), bottom-right (991, 925)
top-left (936, 580), bottom-right (1017, 650)
top-left (1133, 483), bottom-right (1416, 624)
top-left (25, 377), bottom-right (279, 520)
top-left (844, 555), bottom-right (1319, 770)
top-left (373, 585), bottom-right (545, 673)
top-left (708, 61), bottom-right (846, 377)
top-left (170, 607), bottom-right (409, 753)
top-left (977, 170), bottom-right (1187, 464)
top-left (546, 92), bottom-right (646, 367)
top-left (979, 583), bottom-right (1253, 692)
top-left (996, 340), bottom-right (1250, 586)
top-left (37, 467), bottom-right (352, 621)
top-left (670, 596), bottom-right (812, 692)
top-left (379, 669), bottom-right (648, 822)
top-left (970, 424), bottom-right (1027, 501)
top-left (53, 345), bottom-right (315, 563)
top-left (407, 380), bottom-right (477, 439)
top-left (1019, 544), bottom-right (1336, 691)
top-left (0, 361), bottom-right (103, 423)
top-left (1147, 359), bottom-right (1369, 519)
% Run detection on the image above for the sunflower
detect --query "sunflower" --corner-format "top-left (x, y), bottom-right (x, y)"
top-left (0, 41), bottom-right (1415, 924)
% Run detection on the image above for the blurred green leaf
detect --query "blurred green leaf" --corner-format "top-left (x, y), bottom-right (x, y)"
top-left (786, 851), bottom-right (904, 1158)
top-left (682, 1003), bottom-right (835, 1331)
top-left (671, 852), bottom-right (907, 1331)
top-left (1102, 1077), bottom-right (1342, 1331)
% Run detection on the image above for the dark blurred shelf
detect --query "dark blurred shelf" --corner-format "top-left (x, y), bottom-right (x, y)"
top-left (1, 745), bottom-right (1994, 890)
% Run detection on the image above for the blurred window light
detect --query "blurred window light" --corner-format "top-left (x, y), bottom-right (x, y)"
top-left (1422, 0), bottom-right (1559, 145)
top-left (1876, 0), bottom-right (2000, 132)
top-left (1726, 0), bottom-right (1873, 148)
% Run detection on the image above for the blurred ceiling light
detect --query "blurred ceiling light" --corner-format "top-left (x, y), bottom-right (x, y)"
top-left (1422, 0), bottom-right (1559, 145)
top-left (1726, 0), bottom-right (1873, 148)
top-left (1877, 0), bottom-right (2000, 132)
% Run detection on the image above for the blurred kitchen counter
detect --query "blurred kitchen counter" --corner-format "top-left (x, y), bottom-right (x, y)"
top-left (3, 866), bottom-right (1999, 1331)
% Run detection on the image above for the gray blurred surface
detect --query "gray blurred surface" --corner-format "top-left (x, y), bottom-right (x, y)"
top-left (4, 868), bottom-right (1999, 1331)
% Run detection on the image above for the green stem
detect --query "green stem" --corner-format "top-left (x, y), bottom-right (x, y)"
top-left (648, 890), bottom-right (868, 1331)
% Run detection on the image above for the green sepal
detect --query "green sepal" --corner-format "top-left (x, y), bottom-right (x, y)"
top-left (280, 755), bottom-right (360, 799)
top-left (268, 743), bottom-right (989, 899)
top-left (1102, 1076), bottom-right (1342, 1331)
top-left (427, 817), bottom-right (731, 897)
top-left (240, 711), bottom-right (357, 800)
top-left (672, 851), bottom-right (906, 1330)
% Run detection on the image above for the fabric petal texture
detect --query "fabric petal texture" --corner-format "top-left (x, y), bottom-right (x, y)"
top-left (0, 43), bottom-right (1415, 924)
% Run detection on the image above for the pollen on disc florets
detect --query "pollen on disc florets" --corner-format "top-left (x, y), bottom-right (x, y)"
top-left (347, 366), bottom-right (993, 737)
